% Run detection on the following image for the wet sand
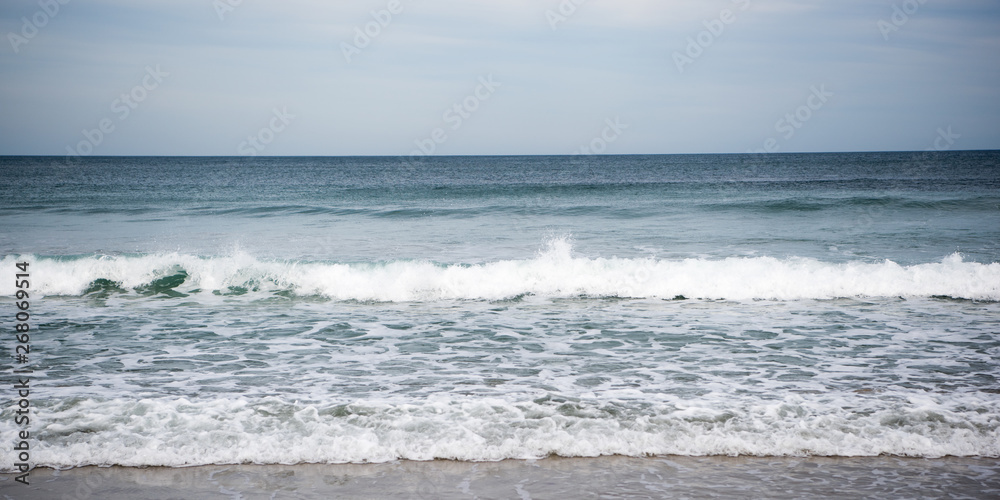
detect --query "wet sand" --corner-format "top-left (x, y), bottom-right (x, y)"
top-left (2, 456), bottom-right (998, 499)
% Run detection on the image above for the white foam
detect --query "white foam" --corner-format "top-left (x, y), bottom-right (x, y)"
top-left (2, 393), bottom-right (997, 470)
top-left (3, 242), bottom-right (998, 301)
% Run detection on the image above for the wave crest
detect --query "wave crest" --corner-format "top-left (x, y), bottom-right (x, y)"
top-left (3, 242), bottom-right (998, 301)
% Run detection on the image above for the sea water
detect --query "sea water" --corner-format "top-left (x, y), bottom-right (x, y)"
top-left (0, 152), bottom-right (998, 468)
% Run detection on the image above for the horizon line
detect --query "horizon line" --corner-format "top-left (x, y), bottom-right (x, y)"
top-left (1, 149), bottom-right (997, 159)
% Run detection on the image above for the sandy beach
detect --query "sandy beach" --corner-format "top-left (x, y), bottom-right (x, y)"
top-left (3, 456), bottom-right (999, 499)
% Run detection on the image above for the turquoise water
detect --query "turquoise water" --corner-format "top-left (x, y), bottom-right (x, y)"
top-left (1, 152), bottom-right (998, 468)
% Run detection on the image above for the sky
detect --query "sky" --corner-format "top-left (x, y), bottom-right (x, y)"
top-left (1, 0), bottom-right (998, 156)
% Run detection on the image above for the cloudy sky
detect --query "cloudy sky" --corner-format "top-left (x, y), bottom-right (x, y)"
top-left (1, 0), bottom-right (998, 156)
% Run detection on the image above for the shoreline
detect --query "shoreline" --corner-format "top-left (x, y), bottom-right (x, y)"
top-left (3, 455), bottom-right (999, 499)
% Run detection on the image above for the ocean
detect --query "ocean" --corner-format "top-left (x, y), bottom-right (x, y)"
top-left (1, 153), bottom-right (999, 474)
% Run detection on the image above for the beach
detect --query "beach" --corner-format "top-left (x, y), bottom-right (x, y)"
top-left (4, 456), bottom-right (1000, 499)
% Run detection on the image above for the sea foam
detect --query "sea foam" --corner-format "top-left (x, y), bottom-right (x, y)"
top-left (2, 393), bottom-right (997, 470)
top-left (3, 241), bottom-right (998, 301)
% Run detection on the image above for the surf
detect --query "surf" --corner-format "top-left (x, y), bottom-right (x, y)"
top-left (3, 240), bottom-right (998, 302)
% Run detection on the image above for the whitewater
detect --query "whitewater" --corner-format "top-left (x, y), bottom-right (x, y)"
top-left (3, 244), bottom-right (998, 302)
